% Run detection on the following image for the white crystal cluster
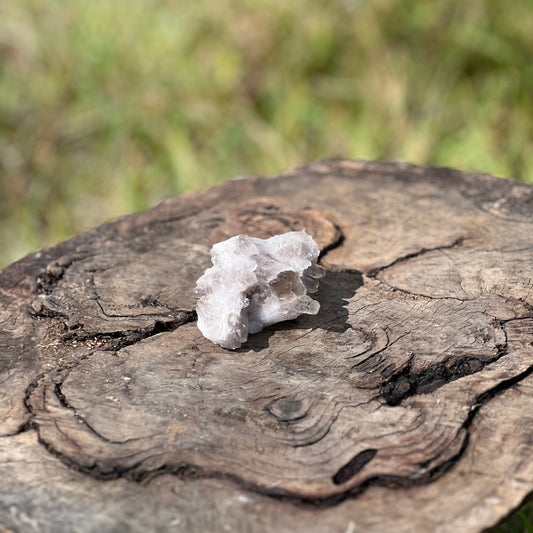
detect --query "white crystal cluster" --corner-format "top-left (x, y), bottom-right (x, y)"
top-left (195, 231), bottom-right (323, 349)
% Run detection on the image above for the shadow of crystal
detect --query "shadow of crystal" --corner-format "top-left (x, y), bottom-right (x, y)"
top-left (237, 268), bottom-right (363, 352)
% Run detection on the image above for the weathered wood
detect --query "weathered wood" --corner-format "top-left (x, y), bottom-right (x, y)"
top-left (1, 159), bottom-right (533, 532)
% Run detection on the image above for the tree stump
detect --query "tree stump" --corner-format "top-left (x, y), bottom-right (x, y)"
top-left (1, 160), bottom-right (533, 533)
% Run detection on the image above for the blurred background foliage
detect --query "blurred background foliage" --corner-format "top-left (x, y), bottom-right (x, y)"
top-left (1, 1), bottom-right (533, 529)
top-left (1, 0), bottom-right (532, 271)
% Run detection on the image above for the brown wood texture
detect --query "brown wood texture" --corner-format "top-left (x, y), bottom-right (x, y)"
top-left (1, 160), bottom-right (533, 533)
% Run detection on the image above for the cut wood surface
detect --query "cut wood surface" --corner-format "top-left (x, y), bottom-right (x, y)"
top-left (1, 159), bottom-right (533, 533)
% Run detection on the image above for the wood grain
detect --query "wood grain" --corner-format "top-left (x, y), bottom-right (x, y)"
top-left (1, 160), bottom-right (532, 532)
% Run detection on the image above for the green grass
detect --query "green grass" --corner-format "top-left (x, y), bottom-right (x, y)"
top-left (1, 0), bottom-right (532, 268)
top-left (1, 2), bottom-right (533, 529)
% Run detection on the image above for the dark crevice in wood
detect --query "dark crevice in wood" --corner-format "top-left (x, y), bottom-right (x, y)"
top-left (53, 382), bottom-right (122, 445)
top-left (0, 419), bottom-right (35, 438)
top-left (50, 378), bottom-right (155, 448)
top-left (473, 358), bottom-right (533, 406)
top-left (432, 361), bottom-right (533, 490)
top-left (380, 320), bottom-right (509, 406)
top-left (59, 310), bottom-right (197, 352)
top-left (318, 222), bottom-right (345, 262)
top-left (366, 237), bottom-right (466, 278)
top-left (333, 449), bottom-right (378, 485)
top-left (23, 373), bottom-right (45, 416)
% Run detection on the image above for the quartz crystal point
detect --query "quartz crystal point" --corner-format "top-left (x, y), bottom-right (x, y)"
top-left (195, 231), bottom-right (324, 349)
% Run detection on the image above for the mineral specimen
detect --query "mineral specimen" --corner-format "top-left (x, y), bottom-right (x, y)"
top-left (195, 231), bottom-right (324, 349)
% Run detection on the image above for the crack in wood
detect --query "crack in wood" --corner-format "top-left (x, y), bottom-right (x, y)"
top-left (333, 449), bottom-right (378, 485)
top-left (380, 320), bottom-right (509, 406)
top-left (366, 237), bottom-right (466, 278)
top-left (318, 222), bottom-right (345, 262)
top-left (53, 382), bottom-right (129, 446)
top-left (58, 311), bottom-right (196, 352)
